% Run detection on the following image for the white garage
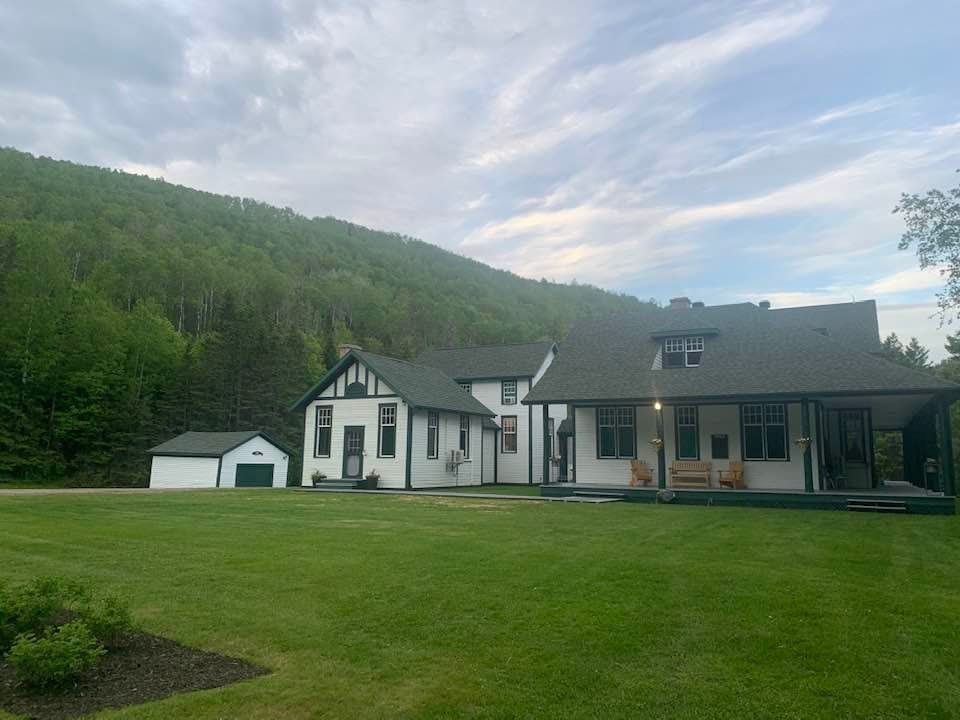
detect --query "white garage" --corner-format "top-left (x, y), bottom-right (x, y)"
top-left (147, 431), bottom-right (291, 489)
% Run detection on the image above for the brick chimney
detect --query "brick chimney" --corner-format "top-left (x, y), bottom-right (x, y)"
top-left (338, 343), bottom-right (362, 358)
top-left (758, 300), bottom-right (771, 310)
top-left (669, 296), bottom-right (691, 310)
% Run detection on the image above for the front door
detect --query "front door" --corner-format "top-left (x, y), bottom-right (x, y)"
top-left (840, 410), bottom-right (870, 489)
top-left (342, 426), bottom-right (364, 479)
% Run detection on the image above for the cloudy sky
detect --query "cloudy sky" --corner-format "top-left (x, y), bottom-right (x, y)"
top-left (2, 1), bottom-right (959, 356)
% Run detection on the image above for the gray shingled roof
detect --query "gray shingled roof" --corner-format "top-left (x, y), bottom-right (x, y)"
top-left (148, 431), bottom-right (292, 457)
top-left (771, 300), bottom-right (882, 353)
top-left (417, 341), bottom-right (556, 380)
top-left (525, 302), bottom-right (958, 404)
top-left (290, 350), bottom-right (495, 416)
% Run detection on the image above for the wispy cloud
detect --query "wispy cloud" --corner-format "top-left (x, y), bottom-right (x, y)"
top-left (812, 94), bottom-right (903, 126)
top-left (2, 0), bottom-right (958, 354)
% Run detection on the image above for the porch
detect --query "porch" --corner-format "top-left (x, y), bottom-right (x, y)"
top-left (540, 482), bottom-right (955, 515)
top-left (542, 391), bottom-right (956, 513)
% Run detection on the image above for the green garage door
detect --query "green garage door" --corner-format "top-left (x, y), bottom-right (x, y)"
top-left (235, 463), bottom-right (274, 488)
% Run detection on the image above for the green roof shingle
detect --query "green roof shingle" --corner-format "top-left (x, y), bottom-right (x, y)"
top-left (525, 302), bottom-right (957, 404)
top-left (290, 350), bottom-right (495, 416)
top-left (417, 341), bottom-right (556, 380)
top-left (148, 431), bottom-right (292, 457)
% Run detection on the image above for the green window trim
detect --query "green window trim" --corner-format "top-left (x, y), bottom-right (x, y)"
top-left (378, 403), bottom-right (397, 458)
top-left (314, 405), bottom-right (333, 458)
top-left (502, 379), bottom-right (518, 405)
top-left (740, 403), bottom-right (790, 462)
top-left (501, 415), bottom-right (518, 453)
top-left (459, 414), bottom-right (471, 459)
top-left (596, 406), bottom-right (636, 459)
top-left (426, 411), bottom-right (439, 459)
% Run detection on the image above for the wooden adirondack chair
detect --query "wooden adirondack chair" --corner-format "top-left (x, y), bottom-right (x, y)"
top-left (717, 461), bottom-right (745, 489)
top-left (630, 459), bottom-right (653, 486)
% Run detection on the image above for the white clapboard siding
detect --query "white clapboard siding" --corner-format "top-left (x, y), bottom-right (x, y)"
top-left (302, 397), bottom-right (408, 487)
top-left (149, 456), bottom-right (219, 489)
top-left (219, 435), bottom-right (289, 488)
top-left (482, 428), bottom-right (496, 484)
top-left (409, 410), bottom-right (482, 487)
top-left (573, 403), bottom-right (818, 490)
top-left (470, 378), bottom-right (530, 484)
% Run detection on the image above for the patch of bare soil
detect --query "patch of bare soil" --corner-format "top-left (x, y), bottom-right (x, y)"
top-left (0, 631), bottom-right (268, 720)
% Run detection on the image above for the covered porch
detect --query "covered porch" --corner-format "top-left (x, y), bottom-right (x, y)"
top-left (540, 391), bottom-right (956, 513)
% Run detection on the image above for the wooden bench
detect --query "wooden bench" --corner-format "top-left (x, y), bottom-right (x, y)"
top-left (670, 460), bottom-right (711, 488)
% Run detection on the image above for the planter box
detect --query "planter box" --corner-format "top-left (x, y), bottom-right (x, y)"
top-left (362, 475), bottom-right (380, 490)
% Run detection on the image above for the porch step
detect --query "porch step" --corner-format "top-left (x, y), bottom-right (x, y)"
top-left (314, 479), bottom-right (364, 490)
top-left (846, 498), bottom-right (907, 513)
top-left (573, 490), bottom-right (626, 499)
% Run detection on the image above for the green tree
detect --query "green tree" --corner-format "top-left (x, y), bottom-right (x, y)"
top-left (895, 171), bottom-right (960, 317)
top-left (0, 147), bottom-right (649, 485)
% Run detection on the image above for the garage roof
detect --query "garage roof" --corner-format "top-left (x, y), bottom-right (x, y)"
top-left (147, 431), bottom-right (292, 458)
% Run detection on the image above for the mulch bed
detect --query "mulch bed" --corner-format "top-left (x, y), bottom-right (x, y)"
top-left (0, 631), bottom-right (268, 720)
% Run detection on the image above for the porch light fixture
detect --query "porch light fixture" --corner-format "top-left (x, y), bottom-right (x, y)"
top-left (793, 435), bottom-right (812, 453)
top-left (649, 436), bottom-right (664, 451)
top-left (654, 401), bottom-right (662, 411)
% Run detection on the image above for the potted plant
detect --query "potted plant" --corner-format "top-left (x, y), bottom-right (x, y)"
top-left (311, 470), bottom-right (327, 488)
top-left (363, 470), bottom-right (380, 490)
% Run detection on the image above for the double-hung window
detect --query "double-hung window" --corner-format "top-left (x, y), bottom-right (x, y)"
top-left (501, 416), bottom-right (517, 453)
top-left (501, 379), bottom-right (517, 405)
top-left (315, 406), bottom-right (332, 457)
top-left (378, 404), bottom-right (397, 458)
top-left (675, 406), bottom-right (699, 459)
top-left (597, 407), bottom-right (635, 458)
top-left (742, 403), bottom-right (788, 460)
top-left (459, 415), bottom-right (470, 458)
top-left (427, 411), bottom-right (439, 459)
top-left (663, 336), bottom-right (704, 368)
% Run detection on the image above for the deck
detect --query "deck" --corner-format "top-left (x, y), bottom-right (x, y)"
top-left (540, 482), bottom-right (955, 515)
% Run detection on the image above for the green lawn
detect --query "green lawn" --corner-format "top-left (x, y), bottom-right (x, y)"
top-left (1, 490), bottom-right (958, 719)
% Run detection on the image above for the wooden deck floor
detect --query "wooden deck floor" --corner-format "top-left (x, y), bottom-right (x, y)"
top-left (540, 482), bottom-right (954, 515)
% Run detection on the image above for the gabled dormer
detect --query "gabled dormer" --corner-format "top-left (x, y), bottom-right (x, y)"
top-left (651, 328), bottom-right (719, 369)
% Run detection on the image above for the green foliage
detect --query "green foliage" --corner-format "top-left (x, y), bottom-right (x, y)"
top-left (880, 333), bottom-right (931, 370)
top-left (895, 171), bottom-right (960, 318)
top-left (0, 576), bottom-right (86, 652)
top-left (7, 621), bottom-right (105, 690)
top-left (0, 148), bottom-right (644, 485)
top-left (75, 594), bottom-right (134, 648)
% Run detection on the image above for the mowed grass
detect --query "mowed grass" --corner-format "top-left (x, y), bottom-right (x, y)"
top-left (1, 491), bottom-right (959, 719)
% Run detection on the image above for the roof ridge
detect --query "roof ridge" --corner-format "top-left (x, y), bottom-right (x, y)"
top-left (421, 340), bottom-right (555, 352)
top-left (356, 348), bottom-right (435, 371)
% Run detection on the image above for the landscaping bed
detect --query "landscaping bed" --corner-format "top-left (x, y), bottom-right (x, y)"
top-left (0, 630), bottom-right (266, 720)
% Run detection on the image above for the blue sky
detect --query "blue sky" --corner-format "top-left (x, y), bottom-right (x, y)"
top-left (1, 1), bottom-right (958, 356)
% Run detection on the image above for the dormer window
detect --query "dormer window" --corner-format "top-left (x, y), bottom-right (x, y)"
top-left (663, 336), bottom-right (703, 368)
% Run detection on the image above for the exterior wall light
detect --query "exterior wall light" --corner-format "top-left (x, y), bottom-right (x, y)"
top-left (654, 401), bottom-right (662, 411)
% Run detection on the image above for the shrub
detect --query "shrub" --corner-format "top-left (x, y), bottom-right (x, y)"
top-left (7, 621), bottom-right (105, 690)
top-left (76, 594), bottom-right (134, 648)
top-left (0, 577), bottom-right (87, 652)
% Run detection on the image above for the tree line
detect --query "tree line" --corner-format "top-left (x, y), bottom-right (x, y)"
top-left (0, 148), bottom-right (643, 485)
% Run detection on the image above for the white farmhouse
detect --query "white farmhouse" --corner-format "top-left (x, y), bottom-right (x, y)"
top-left (416, 342), bottom-right (567, 485)
top-left (291, 348), bottom-right (496, 489)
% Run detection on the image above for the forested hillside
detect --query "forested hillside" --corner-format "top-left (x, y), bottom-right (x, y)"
top-left (0, 148), bottom-right (643, 484)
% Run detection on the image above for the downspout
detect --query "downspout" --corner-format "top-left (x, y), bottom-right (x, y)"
top-left (404, 405), bottom-right (414, 489)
